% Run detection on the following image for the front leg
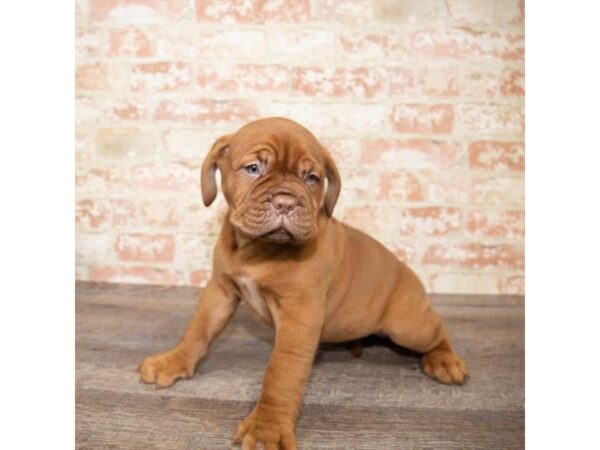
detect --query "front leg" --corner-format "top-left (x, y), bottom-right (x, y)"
top-left (234, 297), bottom-right (324, 450)
top-left (138, 278), bottom-right (238, 388)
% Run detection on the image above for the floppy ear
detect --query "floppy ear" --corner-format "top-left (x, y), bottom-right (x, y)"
top-left (323, 150), bottom-right (341, 217)
top-left (201, 134), bottom-right (232, 207)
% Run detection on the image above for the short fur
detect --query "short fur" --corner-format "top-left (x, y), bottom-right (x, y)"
top-left (139, 118), bottom-right (469, 450)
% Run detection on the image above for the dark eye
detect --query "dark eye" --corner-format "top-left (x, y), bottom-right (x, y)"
top-left (244, 164), bottom-right (261, 176)
top-left (306, 174), bottom-right (320, 185)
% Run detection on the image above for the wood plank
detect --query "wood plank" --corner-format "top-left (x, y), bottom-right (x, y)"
top-left (77, 388), bottom-right (523, 450)
top-left (76, 282), bottom-right (524, 449)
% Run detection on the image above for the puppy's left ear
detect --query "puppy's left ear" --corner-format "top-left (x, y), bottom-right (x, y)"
top-left (323, 150), bottom-right (341, 217)
top-left (201, 134), bottom-right (232, 207)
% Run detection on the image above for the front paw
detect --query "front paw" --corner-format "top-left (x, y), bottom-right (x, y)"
top-left (138, 348), bottom-right (194, 388)
top-left (233, 407), bottom-right (297, 450)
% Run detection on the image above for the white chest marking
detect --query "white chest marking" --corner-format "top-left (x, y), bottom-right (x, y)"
top-left (235, 276), bottom-right (271, 323)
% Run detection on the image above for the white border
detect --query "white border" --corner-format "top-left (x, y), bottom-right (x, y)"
top-left (3, 1), bottom-right (600, 448)
top-left (0, 2), bottom-right (74, 448)
top-left (527, 1), bottom-right (600, 448)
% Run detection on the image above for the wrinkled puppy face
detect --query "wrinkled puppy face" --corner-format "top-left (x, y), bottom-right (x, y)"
top-left (201, 118), bottom-right (341, 244)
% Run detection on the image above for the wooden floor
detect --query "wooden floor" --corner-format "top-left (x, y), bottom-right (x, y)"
top-left (76, 282), bottom-right (524, 450)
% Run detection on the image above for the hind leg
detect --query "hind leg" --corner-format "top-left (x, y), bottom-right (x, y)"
top-left (421, 337), bottom-right (469, 385)
top-left (380, 287), bottom-right (469, 385)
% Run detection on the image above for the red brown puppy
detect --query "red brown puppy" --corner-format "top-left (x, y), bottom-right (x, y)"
top-left (139, 117), bottom-right (469, 450)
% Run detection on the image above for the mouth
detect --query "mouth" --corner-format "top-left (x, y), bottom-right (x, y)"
top-left (260, 227), bottom-right (294, 243)
top-left (231, 206), bottom-right (315, 245)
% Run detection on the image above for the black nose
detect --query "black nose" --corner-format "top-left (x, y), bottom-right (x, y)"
top-left (272, 194), bottom-right (298, 215)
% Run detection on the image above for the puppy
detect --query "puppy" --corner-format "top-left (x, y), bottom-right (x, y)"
top-left (139, 117), bottom-right (469, 449)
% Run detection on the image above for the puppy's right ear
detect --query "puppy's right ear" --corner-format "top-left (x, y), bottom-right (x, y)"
top-left (201, 134), bottom-right (232, 207)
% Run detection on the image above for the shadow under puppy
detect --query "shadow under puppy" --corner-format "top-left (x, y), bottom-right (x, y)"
top-left (139, 117), bottom-right (469, 450)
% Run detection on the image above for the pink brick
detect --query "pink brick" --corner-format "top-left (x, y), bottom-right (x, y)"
top-left (342, 205), bottom-right (385, 238)
top-left (448, 0), bottom-right (496, 23)
top-left (90, 0), bottom-right (189, 23)
top-left (76, 63), bottom-right (109, 90)
top-left (311, 0), bottom-right (372, 25)
top-left (501, 68), bottom-right (525, 96)
top-left (107, 198), bottom-right (178, 229)
top-left (90, 266), bottom-right (184, 285)
top-left (95, 127), bottom-right (157, 159)
top-left (423, 243), bottom-right (524, 269)
top-left (76, 233), bottom-right (113, 264)
top-left (197, 65), bottom-right (288, 95)
top-left (291, 67), bottom-right (386, 98)
top-left (75, 0), bottom-right (88, 26)
top-left (108, 28), bottom-right (153, 57)
top-left (77, 63), bottom-right (129, 91)
top-left (194, 30), bottom-right (267, 59)
top-left (378, 171), bottom-right (424, 201)
top-left (389, 67), bottom-right (458, 98)
top-left (267, 102), bottom-right (387, 133)
top-left (391, 104), bottom-right (454, 134)
top-left (385, 240), bottom-right (419, 265)
top-left (427, 174), bottom-right (524, 205)
top-left (196, 0), bottom-right (310, 23)
top-left (179, 197), bottom-right (224, 232)
top-left (76, 28), bottom-right (105, 59)
top-left (76, 168), bottom-right (111, 192)
top-left (459, 67), bottom-right (501, 99)
top-left (269, 30), bottom-right (336, 61)
top-left (457, 104), bottom-right (524, 135)
top-left (115, 233), bottom-right (175, 262)
top-left (190, 269), bottom-right (211, 287)
top-left (140, 199), bottom-right (179, 227)
top-left (373, 0), bottom-right (444, 23)
top-left (339, 169), bottom-right (378, 201)
top-left (362, 139), bottom-right (462, 169)
top-left (110, 199), bottom-right (137, 227)
top-left (76, 167), bottom-right (126, 194)
top-left (469, 141), bottom-right (524, 171)
top-left (196, 30), bottom-right (267, 59)
top-left (130, 62), bottom-right (191, 91)
top-left (162, 129), bottom-right (217, 162)
top-left (103, 98), bottom-right (149, 121)
top-left (446, 0), bottom-right (523, 25)
top-left (319, 138), bottom-right (362, 167)
top-left (466, 210), bottom-right (525, 239)
top-left (155, 99), bottom-right (258, 126)
top-left (130, 163), bottom-right (197, 192)
top-left (76, 97), bottom-right (104, 127)
top-left (430, 273), bottom-right (502, 294)
top-left (411, 28), bottom-right (524, 60)
top-left (397, 207), bottom-right (461, 236)
top-left (339, 32), bottom-right (406, 61)
top-left (76, 199), bottom-right (111, 229)
top-left (75, 131), bottom-right (94, 163)
top-left (176, 234), bottom-right (213, 264)
top-left (177, 234), bottom-right (204, 258)
top-left (505, 275), bottom-right (525, 295)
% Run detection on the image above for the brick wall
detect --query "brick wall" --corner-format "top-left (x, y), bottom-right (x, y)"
top-left (75, 0), bottom-right (525, 295)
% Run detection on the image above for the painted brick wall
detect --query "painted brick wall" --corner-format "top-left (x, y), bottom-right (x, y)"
top-left (75, 0), bottom-right (525, 295)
